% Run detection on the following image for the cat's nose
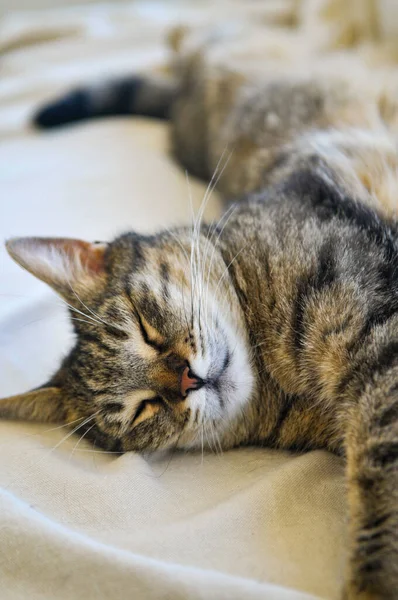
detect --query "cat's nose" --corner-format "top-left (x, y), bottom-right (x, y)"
top-left (181, 366), bottom-right (204, 397)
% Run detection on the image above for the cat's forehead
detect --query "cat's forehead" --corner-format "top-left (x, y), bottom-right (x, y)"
top-left (112, 229), bottom-right (190, 260)
top-left (127, 269), bottom-right (188, 314)
top-left (107, 230), bottom-right (209, 309)
top-left (130, 242), bottom-right (189, 284)
top-left (114, 238), bottom-right (191, 315)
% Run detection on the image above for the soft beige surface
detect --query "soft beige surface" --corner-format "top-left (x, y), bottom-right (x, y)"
top-left (2, 1), bottom-right (397, 599)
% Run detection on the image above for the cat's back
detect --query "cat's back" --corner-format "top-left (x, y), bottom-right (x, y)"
top-left (171, 26), bottom-right (398, 217)
top-left (219, 166), bottom-right (398, 412)
top-left (222, 163), bottom-right (398, 313)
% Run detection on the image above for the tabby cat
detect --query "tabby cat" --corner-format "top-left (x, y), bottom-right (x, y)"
top-left (3, 29), bottom-right (398, 599)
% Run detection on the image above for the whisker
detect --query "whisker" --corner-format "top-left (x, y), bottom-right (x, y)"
top-left (180, 277), bottom-right (191, 337)
top-left (199, 147), bottom-right (233, 254)
top-left (69, 316), bottom-right (102, 327)
top-left (39, 415), bottom-right (88, 434)
top-left (210, 419), bottom-right (224, 457)
top-left (208, 419), bottom-right (219, 457)
top-left (211, 242), bottom-right (250, 330)
top-left (185, 170), bottom-right (196, 329)
top-left (59, 300), bottom-right (104, 327)
top-left (203, 418), bottom-right (216, 455)
top-left (163, 226), bottom-right (192, 332)
top-left (0, 414), bottom-right (89, 451)
top-left (69, 423), bottom-right (95, 460)
top-left (67, 281), bottom-right (128, 335)
top-left (204, 204), bottom-right (238, 317)
top-left (199, 145), bottom-right (230, 222)
top-left (201, 423), bottom-right (204, 465)
top-left (35, 410), bottom-right (100, 466)
top-left (212, 421), bottom-right (224, 457)
top-left (147, 431), bottom-right (183, 479)
top-left (67, 280), bottom-right (109, 326)
top-left (194, 146), bottom-right (231, 328)
top-left (164, 227), bottom-right (191, 268)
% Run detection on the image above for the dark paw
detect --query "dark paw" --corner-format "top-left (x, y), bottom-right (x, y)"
top-left (32, 90), bottom-right (90, 129)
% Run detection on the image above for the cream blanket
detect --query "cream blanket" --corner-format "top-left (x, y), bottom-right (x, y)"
top-left (1, 2), bottom-right (397, 599)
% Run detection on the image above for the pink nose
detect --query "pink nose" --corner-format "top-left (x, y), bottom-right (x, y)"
top-left (181, 367), bottom-right (204, 397)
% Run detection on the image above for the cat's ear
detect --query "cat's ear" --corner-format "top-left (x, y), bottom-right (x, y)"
top-left (0, 386), bottom-right (67, 424)
top-left (5, 237), bottom-right (107, 300)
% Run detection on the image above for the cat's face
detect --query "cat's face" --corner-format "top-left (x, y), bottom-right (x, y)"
top-left (1, 232), bottom-right (254, 453)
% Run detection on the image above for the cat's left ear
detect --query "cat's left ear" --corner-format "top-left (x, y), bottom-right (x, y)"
top-left (0, 386), bottom-right (67, 424)
top-left (5, 237), bottom-right (107, 300)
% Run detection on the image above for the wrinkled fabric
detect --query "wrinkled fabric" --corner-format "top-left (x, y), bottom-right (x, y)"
top-left (1, 1), bottom-right (396, 599)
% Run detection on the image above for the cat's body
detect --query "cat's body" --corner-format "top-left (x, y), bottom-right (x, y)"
top-left (3, 27), bottom-right (398, 599)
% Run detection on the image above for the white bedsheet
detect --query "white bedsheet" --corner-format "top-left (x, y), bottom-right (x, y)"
top-left (1, 1), bottom-right (394, 599)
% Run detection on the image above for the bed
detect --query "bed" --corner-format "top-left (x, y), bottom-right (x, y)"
top-left (1, 1), bottom-right (396, 598)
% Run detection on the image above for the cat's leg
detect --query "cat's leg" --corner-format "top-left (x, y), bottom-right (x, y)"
top-left (273, 324), bottom-right (398, 598)
top-left (33, 74), bottom-right (176, 128)
top-left (341, 369), bottom-right (398, 599)
top-left (248, 166), bottom-right (398, 597)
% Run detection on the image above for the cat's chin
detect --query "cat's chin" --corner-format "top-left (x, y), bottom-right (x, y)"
top-left (185, 347), bottom-right (254, 436)
top-left (220, 340), bottom-right (255, 419)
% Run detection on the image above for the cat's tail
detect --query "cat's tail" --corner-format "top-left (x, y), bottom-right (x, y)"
top-left (33, 74), bottom-right (176, 129)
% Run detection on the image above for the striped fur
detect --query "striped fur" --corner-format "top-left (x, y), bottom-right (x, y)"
top-left (4, 26), bottom-right (398, 599)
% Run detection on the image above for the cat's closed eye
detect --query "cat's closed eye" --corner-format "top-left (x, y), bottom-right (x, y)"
top-left (135, 310), bottom-right (166, 352)
top-left (132, 397), bottom-right (164, 426)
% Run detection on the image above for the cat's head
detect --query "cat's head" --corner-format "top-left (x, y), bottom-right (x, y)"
top-left (0, 232), bottom-right (254, 452)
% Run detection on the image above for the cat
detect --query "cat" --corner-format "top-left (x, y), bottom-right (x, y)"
top-left (3, 27), bottom-right (398, 600)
